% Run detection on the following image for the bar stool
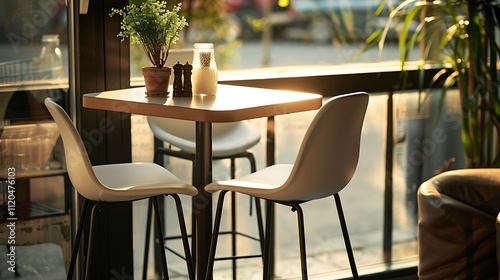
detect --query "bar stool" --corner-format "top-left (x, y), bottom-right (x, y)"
top-left (143, 116), bottom-right (265, 279)
top-left (205, 92), bottom-right (369, 279)
top-left (44, 98), bottom-right (197, 280)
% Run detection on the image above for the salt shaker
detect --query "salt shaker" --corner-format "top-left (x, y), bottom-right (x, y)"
top-left (191, 43), bottom-right (217, 95)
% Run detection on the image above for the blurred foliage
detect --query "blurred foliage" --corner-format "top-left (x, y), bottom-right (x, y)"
top-left (183, 0), bottom-right (242, 69)
top-left (110, 0), bottom-right (188, 68)
top-left (359, 0), bottom-right (500, 167)
top-left (128, 0), bottom-right (241, 70)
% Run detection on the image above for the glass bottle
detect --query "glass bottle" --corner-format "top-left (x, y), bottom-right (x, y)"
top-left (192, 43), bottom-right (217, 95)
top-left (37, 34), bottom-right (63, 79)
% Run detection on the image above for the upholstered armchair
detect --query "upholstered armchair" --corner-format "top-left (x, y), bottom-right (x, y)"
top-left (418, 168), bottom-right (500, 279)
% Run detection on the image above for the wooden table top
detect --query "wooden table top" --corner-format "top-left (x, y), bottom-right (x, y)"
top-left (83, 84), bottom-right (323, 122)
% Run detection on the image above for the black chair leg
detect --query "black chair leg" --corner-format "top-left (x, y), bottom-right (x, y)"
top-left (245, 153), bottom-right (266, 266)
top-left (263, 201), bottom-right (274, 280)
top-left (169, 194), bottom-right (195, 280)
top-left (334, 194), bottom-right (359, 280)
top-left (244, 152), bottom-right (265, 261)
top-left (229, 152), bottom-right (264, 280)
top-left (142, 198), bottom-right (153, 280)
top-left (190, 198), bottom-right (196, 270)
top-left (292, 203), bottom-right (308, 280)
top-left (147, 146), bottom-right (197, 276)
top-left (67, 198), bottom-right (89, 280)
top-left (150, 149), bottom-right (262, 279)
top-left (153, 196), bottom-right (169, 280)
top-left (243, 152), bottom-right (266, 255)
top-left (229, 158), bottom-right (238, 280)
top-left (254, 198), bottom-right (265, 257)
top-left (189, 156), bottom-right (197, 270)
top-left (243, 152), bottom-right (265, 252)
top-left (142, 146), bottom-right (164, 279)
top-left (206, 190), bottom-right (228, 280)
top-left (231, 191), bottom-right (238, 280)
top-left (84, 202), bottom-right (101, 280)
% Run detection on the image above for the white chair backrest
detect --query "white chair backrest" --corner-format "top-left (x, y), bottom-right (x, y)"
top-left (44, 98), bottom-right (106, 201)
top-left (147, 116), bottom-right (261, 157)
top-left (282, 92), bottom-right (369, 201)
top-left (148, 117), bottom-right (242, 142)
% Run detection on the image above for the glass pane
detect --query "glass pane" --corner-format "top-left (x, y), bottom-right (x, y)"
top-left (0, 1), bottom-right (69, 82)
top-left (0, 1), bottom-right (70, 278)
top-left (127, 0), bottom-right (420, 74)
top-left (0, 0), bottom-right (69, 170)
top-left (124, 0), bottom-right (425, 278)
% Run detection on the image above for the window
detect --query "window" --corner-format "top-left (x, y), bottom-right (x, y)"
top-left (0, 1), bottom-right (70, 278)
top-left (128, 0), bottom-right (421, 73)
top-left (127, 0), bottom-right (432, 278)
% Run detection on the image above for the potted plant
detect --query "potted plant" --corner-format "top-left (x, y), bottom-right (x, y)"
top-left (361, 0), bottom-right (500, 168)
top-left (110, 0), bottom-right (188, 96)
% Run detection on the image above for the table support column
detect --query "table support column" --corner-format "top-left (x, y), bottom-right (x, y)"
top-left (383, 91), bottom-right (393, 262)
top-left (194, 121), bottom-right (213, 279)
top-left (265, 116), bottom-right (275, 279)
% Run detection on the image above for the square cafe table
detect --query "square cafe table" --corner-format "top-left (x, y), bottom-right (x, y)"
top-left (83, 84), bottom-right (323, 278)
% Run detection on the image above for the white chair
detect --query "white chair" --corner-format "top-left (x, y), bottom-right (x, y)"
top-left (145, 116), bottom-right (265, 279)
top-left (44, 98), bottom-right (197, 280)
top-left (147, 117), bottom-right (262, 164)
top-left (205, 92), bottom-right (369, 279)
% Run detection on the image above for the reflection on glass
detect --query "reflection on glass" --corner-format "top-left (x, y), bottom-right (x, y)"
top-left (0, 0), bottom-right (68, 85)
top-left (0, 2), bottom-right (70, 277)
top-left (129, 0), bottom-right (420, 73)
top-left (0, 0), bottom-right (69, 173)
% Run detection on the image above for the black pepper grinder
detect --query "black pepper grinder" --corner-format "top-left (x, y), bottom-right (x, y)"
top-left (173, 61), bottom-right (183, 97)
top-left (183, 61), bottom-right (193, 97)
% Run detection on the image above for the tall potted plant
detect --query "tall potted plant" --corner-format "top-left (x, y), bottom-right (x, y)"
top-left (111, 0), bottom-right (188, 96)
top-left (362, 0), bottom-right (500, 167)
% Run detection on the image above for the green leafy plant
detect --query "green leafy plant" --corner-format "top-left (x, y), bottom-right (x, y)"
top-left (362, 0), bottom-right (500, 167)
top-left (110, 0), bottom-right (188, 68)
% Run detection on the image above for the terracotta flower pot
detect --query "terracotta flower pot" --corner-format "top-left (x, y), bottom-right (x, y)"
top-left (142, 67), bottom-right (172, 97)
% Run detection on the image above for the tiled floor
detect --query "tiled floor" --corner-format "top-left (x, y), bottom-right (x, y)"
top-left (131, 95), bottom-right (419, 279)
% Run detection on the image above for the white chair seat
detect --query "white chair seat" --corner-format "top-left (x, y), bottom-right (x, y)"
top-left (147, 117), bottom-right (261, 157)
top-left (205, 164), bottom-right (292, 198)
top-left (92, 162), bottom-right (198, 202)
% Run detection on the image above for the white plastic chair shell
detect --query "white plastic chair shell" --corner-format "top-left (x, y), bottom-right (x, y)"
top-left (206, 92), bottom-right (369, 201)
top-left (147, 117), bottom-right (261, 157)
top-left (44, 98), bottom-right (197, 202)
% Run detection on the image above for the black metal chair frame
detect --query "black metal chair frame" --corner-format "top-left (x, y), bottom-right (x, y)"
top-left (207, 192), bottom-right (359, 280)
top-left (68, 195), bottom-right (194, 280)
top-left (143, 144), bottom-right (265, 280)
